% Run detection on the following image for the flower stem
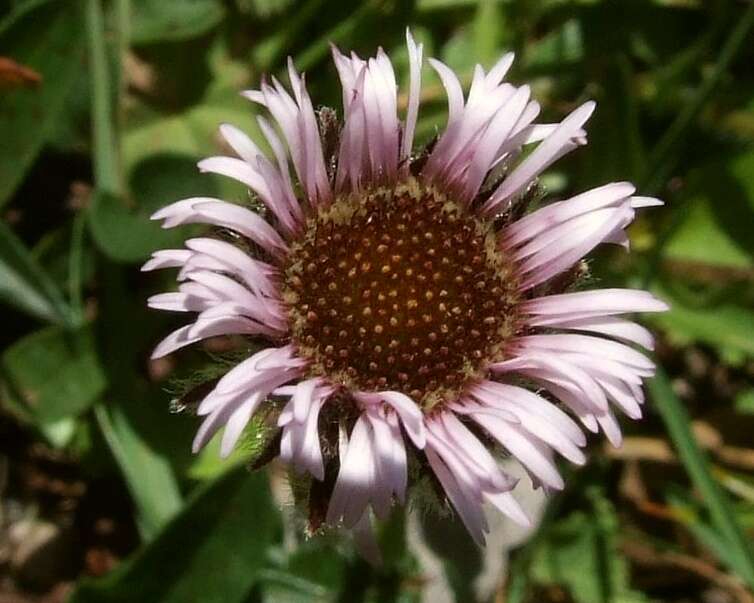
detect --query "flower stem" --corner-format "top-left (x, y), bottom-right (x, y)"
top-left (85, 0), bottom-right (122, 196)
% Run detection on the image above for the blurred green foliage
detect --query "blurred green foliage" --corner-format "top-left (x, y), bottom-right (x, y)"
top-left (1, 0), bottom-right (753, 601)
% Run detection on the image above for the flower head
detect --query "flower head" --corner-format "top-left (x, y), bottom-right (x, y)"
top-left (145, 30), bottom-right (668, 552)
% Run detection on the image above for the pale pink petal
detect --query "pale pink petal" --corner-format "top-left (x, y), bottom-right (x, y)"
top-left (184, 238), bottom-right (278, 296)
top-left (428, 58), bottom-right (464, 126)
top-left (219, 123), bottom-right (264, 164)
top-left (485, 490), bottom-right (530, 527)
top-left (364, 408), bottom-right (397, 519)
top-left (147, 291), bottom-right (209, 313)
top-left (191, 201), bottom-right (288, 255)
top-left (543, 315), bottom-right (655, 350)
top-left (327, 415), bottom-right (376, 528)
top-left (461, 85), bottom-right (531, 201)
top-left (220, 396), bottom-right (258, 457)
top-left (519, 206), bottom-right (634, 289)
top-left (503, 182), bottom-right (635, 248)
top-left (425, 448), bottom-right (487, 546)
top-left (471, 413), bottom-right (564, 489)
top-left (485, 52), bottom-right (515, 87)
top-left (335, 66), bottom-right (368, 192)
top-left (436, 413), bottom-right (514, 491)
top-left (492, 353), bottom-right (609, 412)
top-left (596, 410), bottom-right (623, 447)
top-left (631, 196), bottom-right (664, 208)
top-left (472, 382), bottom-right (586, 447)
top-left (198, 156), bottom-right (268, 196)
top-left (192, 399), bottom-right (238, 453)
top-left (519, 334), bottom-right (655, 372)
top-left (141, 249), bottom-right (192, 272)
top-left (354, 391), bottom-right (426, 449)
top-left (278, 379), bottom-right (330, 480)
top-left (522, 289), bottom-right (669, 318)
top-left (385, 411), bottom-right (408, 503)
top-left (212, 345), bottom-right (305, 396)
top-left (400, 29), bottom-right (423, 163)
top-left (483, 101), bottom-right (596, 214)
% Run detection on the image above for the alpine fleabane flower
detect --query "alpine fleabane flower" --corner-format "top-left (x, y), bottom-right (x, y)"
top-left (144, 31), bottom-right (668, 550)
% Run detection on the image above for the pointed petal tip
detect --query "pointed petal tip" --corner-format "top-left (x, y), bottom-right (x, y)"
top-left (426, 56), bottom-right (443, 70)
top-left (218, 122), bottom-right (235, 136)
top-left (150, 347), bottom-right (167, 361)
top-left (645, 295), bottom-right (670, 312)
top-left (631, 195), bottom-right (665, 208)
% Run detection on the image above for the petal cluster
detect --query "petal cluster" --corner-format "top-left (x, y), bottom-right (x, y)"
top-left (144, 30), bottom-right (668, 549)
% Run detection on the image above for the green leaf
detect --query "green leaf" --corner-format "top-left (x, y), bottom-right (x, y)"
top-left (87, 155), bottom-right (208, 263)
top-left (472, 0), bottom-right (508, 68)
top-left (235, 0), bottom-right (294, 19)
top-left (259, 541), bottom-right (348, 602)
top-left (187, 435), bottom-right (249, 481)
top-left (663, 153), bottom-right (754, 270)
top-left (1, 325), bottom-right (106, 424)
top-left (94, 402), bottom-right (183, 540)
top-left (530, 489), bottom-right (650, 603)
top-left (69, 466), bottom-right (281, 603)
top-left (86, 259), bottom-right (188, 539)
top-left (523, 19), bottom-right (584, 72)
top-left (120, 39), bottom-right (256, 210)
top-left (38, 416), bottom-right (78, 449)
top-left (734, 389), bottom-right (754, 415)
top-left (650, 284), bottom-right (754, 363)
top-left (663, 198), bottom-right (753, 270)
top-left (0, 220), bottom-right (72, 324)
top-left (0, 0), bottom-right (86, 206)
top-left (130, 0), bottom-right (225, 45)
top-left (417, 0), bottom-right (482, 10)
top-left (91, 41), bottom-right (259, 265)
top-left (440, 27), bottom-right (476, 77)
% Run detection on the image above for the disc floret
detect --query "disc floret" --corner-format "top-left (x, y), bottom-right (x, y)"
top-left (282, 178), bottom-right (520, 410)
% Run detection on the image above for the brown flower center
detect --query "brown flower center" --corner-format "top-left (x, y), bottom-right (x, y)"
top-left (282, 180), bottom-right (520, 410)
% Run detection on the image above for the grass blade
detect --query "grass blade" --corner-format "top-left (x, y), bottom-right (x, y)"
top-left (649, 367), bottom-right (754, 587)
top-left (0, 220), bottom-right (73, 326)
top-left (641, 2), bottom-right (754, 196)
